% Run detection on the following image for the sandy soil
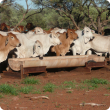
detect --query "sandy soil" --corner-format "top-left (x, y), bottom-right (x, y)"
top-left (0, 66), bottom-right (110, 110)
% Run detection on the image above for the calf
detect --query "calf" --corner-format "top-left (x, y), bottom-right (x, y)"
top-left (14, 32), bottom-right (44, 58)
top-left (51, 29), bottom-right (78, 56)
top-left (71, 26), bottom-right (94, 55)
top-left (0, 32), bottom-right (21, 63)
top-left (31, 27), bottom-right (44, 34)
top-left (25, 23), bottom-right (35, 31)
top-left (0, 23), bottom-right (8, 31)
top-left (26, 31), bottom-right (61, 55)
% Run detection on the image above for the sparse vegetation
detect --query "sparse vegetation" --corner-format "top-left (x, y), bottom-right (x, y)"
top-left (0, 84), bottom-right (18, 96)
top-left (83, 78), bottom-right (109, 85)
top-left (32, 89), bottom-right (42, 94)
top-left (20, 86), bottom-right (34, 94)
top-left (43, 83), bottom-right (57, 93)
top-left (0, 78), bottom-right (109, 97)
top-left (61, 80), bottom-right (76, 89)
top-left (0, 94), bottom-right (4, 98)
top-left (82, 78), bottom-right (109, 90)
top-left (21, 77), bottom-right (40, 85)
top-left (66, 91), bottom-right (72, 93)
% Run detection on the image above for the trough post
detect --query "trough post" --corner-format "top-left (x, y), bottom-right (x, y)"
top-left (20, 65), bottom-right (24, 79)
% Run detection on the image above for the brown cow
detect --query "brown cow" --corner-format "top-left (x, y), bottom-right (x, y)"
top-left (0, 32), bottom-right (21, 50)
top-left (14, 26), bottom-right (24, 33)
top-left (25, 23), bottom-right (35, 32)
top-left (0, 32), bottom-right (21, 63)
top-left (51, 29), bottom-right (78, 56)
top-left (0, 23), bottom-right (8, 31)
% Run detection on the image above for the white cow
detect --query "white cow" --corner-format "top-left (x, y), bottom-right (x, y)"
top-left (71, 26), bottom-right (94, 55)
top-left (0, 31), bottom-right (8, 36)
top-left (51, 27), bottom-right (67, 34)
top-left (26, 32), bottom-right (61, 55)
top-left (0, 31), bottom-right (20, 36)
top-left (34, 27), bottom-right (44, 34)
top-left (85, 34), bottom-right (110, 56)
top-left (14, 32), bottom-right (44, 58)
top-left (0, 31), bottom-right (44, 58)
top-left (72, 33), bottom-right (110, 56)
top-left (15, 31), bottom-right (61, 58)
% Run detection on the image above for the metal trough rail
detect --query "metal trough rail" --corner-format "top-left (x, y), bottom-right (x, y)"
top-left (3, 55), bottom-right (106, 78)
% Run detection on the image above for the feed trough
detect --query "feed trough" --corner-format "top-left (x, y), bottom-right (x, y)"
top-left (8, 55), bottom-right (105, 71)
top-left (3, 55), bottom-right (107, 79)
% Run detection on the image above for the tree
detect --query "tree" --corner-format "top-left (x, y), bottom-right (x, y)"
top-left (32, 0), bottom-right (110, 32)
top-left (81, 0), bottom-right (110, 33)
top-left (32, 0), bottom-right (92, 29)
top-left (13, 0), bottom-right (43, 29)
top-left (0, 0), bottom-right (14, 8)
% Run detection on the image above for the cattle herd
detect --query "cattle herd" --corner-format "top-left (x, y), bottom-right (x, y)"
top-left (0, 23), bottom-right (110, 72)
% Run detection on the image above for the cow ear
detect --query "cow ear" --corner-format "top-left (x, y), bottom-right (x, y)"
top-left (66, 33), bottom-right (68, 39)
top-left (5, 38), bottom-right (9, 46)
top-left (49, 34), bottom-right (52, 38)
top-left (82, 30), bottom-right (84, 36)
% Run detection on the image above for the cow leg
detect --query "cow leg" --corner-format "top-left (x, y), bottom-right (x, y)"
top-left (87, 50), bottom-right (92, 55)
top-left (80, 50), bottom-right (87, 55)
top-left (71, 46), bottom-right (76, 55)
top-left (56, 51), bottom-right (61, 56)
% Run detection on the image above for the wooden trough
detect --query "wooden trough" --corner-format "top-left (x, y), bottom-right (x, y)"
top-left (3, 55), bottom-right (107, 79)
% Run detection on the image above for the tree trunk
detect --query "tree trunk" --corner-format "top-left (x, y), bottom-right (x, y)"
top-left (97, 16), bottom-right (102, 34)
top-left (69, 15), bottom-right (80, 30)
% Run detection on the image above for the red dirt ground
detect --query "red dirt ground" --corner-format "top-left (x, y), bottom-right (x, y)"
top-left (0, 66), bottom-right (110, 110)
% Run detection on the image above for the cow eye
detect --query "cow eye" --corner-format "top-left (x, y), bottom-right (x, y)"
top-left (38, 46), bottom-right (40, 48)
top-left (87, 31), bottom-right (89, 32)
top-left (11, 36), bottom-right (14, 39)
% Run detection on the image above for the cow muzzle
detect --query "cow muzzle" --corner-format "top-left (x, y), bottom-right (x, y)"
top-left (39, 56), bottom-right (43, 60)
top-left (18, 43), bottom-right (21, 47)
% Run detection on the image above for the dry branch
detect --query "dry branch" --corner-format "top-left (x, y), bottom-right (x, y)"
top-left (80, 103), bottom-right (105, 106)
top-left (30, 96), bottom-right (49, 100)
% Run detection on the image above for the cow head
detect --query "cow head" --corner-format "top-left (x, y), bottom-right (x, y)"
top-left (0, 23), bottom-right (8, 31)
top-left (25, 23), bottom-right (35, 31)
top-left (34, 27), bottom-right (44, 34)
top-left (82, 26), bottom-right (94, 43)
top-left (49, 32), bottom-right (61, 46)
top-left (67, 29), bottom-right (78, 44)
top-left (33, 40), bottom-right (44, 59)
top-left (6, 32), bottom-right (21, 47)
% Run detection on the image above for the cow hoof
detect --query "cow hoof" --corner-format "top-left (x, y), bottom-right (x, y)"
top-left (39, 57), bottom-right (43, 60)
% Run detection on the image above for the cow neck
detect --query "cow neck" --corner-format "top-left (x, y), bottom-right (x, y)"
top-left (1, 43), bottom-right (15, 54)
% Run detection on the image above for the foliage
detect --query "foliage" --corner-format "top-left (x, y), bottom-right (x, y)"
top-left (83, 78), bottom-right (109, 90)
top-left (43, 83), bottom-right (57, 93)
top-left (0, 0), bottom-right (109, 31)
top-left (0, 84), bottom-right (18, 95)
top-left (0, 94), bottom-right (4, 98)
top-left (21, 77), bottom-right (40, 85)
top-left (20, 86), bottom-right (34, 94)
top-left (83, 78), bottom-right (109, 85)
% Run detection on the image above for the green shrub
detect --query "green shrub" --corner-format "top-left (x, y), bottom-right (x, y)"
top-left (43, 83), bottom-right (57, 93)
top-left (20, 86), bottom-right (33, 94)
top-left (83, 78), bottom-right (109, 84)
top-left (0, 84), bottom-right (18, 95)
top-left (21, 77), bottom-right (40, 84)
top-left (83, 78), bottom-right (109, 90)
